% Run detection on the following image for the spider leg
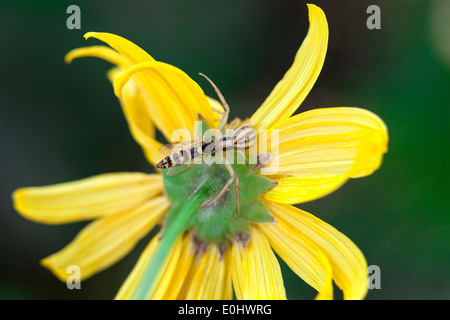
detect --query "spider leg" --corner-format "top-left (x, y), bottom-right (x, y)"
top-left (234, 168), bottom-right (240, 219)
top-left (211, 107), bottom-right (225, 116)
top-left (199, 153), bottom-right (240, 219)
top-left (229, 118), bottom-right (241, 130)
top-left (198, 73), bottom-right (230, 134)
top-left (237, 149), bottom-right (247, 165)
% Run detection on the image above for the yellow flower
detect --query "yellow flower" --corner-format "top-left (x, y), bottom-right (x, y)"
top-left (12, 4), bottom-right (388, 300)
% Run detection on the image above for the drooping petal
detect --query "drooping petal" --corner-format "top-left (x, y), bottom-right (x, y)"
top-left (231, 227), bottom-right (286, 300)
top-left (265, 200), bottom-right (368, 300)
top-left (261, 107), bottom-right (388, 204)
top-left (250, 4), bottom-right (328, 130)
top-left (41, 196), bottom-right (170, 282)
top-left (68, 33), bottom-right (223, 159)
top-left (114, 61), bottom-right (218, 142)
top-left (84, 32), bottom-right (155, 64)
top-left (65, 45), bottom-right (129, 68)
top-left (107, 68), bottom-right (162, 165)
top-left (64, 43), bottom-right (162, 165)
top-left (258, 222), bottom-right (333, 300)
top-left (13, 173), bottom-right (163, 224)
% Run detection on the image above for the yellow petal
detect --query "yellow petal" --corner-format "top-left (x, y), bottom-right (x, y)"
top-left (250, 4), bottom-right (328, 130)
top-left (13, 172), bottom-right (163, 224)
top-left (258, 222), bottom-right (333, 300)
top-left (262, 107), bottom-right (388, 204)
top-left (64, 45), bottom-right (129, 68)
top-left (107, 68), bottom-right (162, 165)
top-left (231, 227), bottom-right (286, 300)
top-left (114, 61), bottom-right (218, 142)
top-left (116, 234), bottom-right (232, 300)
top-left (265, 200), bottom-right (368, 300)
top-left (181, 246), bottom-right (232, 300)
top-left (84, 32), bottom-right (155, 64)
top-left (41, 196), bottom-right (170, 282)
top-left (264, 175), bottom-right (347, 204)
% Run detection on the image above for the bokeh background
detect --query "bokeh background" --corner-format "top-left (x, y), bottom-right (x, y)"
top-left (1, 0), bottom-right (449, 299)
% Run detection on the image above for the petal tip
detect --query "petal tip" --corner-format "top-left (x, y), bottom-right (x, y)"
top-left (11, 188), bottom-right (27, 217)
top-left (40, 257), bottom-right (68, 282)
top-left (83, 32), bottom-right (96, 40)
top-left (306, 3), bottom-right (324, 15)
top-left (64, 51), bottom-right (75, 65)
top-left (113, 76), bottom-right (125, 98)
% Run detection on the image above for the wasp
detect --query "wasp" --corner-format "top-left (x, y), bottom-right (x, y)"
top-left (156, 73), bottom-right (268, 217)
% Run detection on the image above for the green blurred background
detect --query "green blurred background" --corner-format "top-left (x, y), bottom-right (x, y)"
top-left (1, 0), bottom-right (449, 299)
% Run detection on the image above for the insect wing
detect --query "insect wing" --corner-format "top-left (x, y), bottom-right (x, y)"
top-left (166, 162), bottom-right (196, 176)
top-left (158, 141), bottom-right (190, 156)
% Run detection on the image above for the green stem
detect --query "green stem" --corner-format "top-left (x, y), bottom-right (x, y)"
top-left (132, 182), bottom-right (210, 300)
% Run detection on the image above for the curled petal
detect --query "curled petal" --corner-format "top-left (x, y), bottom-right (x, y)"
top-left (84, 32), bottom-right (155, 64)
top-left (107, 68), bottom-right (162, 165)
top-left (64, 39), bottom-right (162, 165)
top-left (114, 61), bottom-right (217, 141)
top-left (13, 173), bottom-right (163, 224)
top-left (65, 45), bottom-right (128, 68)
top-left (250, 4), bottom-right (328, 130)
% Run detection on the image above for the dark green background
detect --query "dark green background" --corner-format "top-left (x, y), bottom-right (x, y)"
top-left (1, 0), bottom-right (449, 299)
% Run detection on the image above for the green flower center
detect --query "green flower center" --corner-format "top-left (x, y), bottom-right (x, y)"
top-left (161, 121), bottom-right (276, 252)
top-left (163, 160), bottom-right (276, 250)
